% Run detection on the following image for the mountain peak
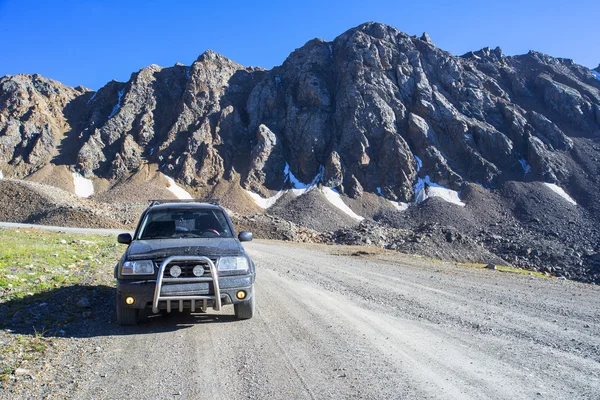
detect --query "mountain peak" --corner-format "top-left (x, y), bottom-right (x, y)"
top-left (420, 32), bottom-right (433, 45)
top-left (197, 49), bottom-right (226, 61)
top-left (342, 21), bottom-right (403, 40)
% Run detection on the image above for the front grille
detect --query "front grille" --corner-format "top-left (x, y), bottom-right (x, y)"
top-left (154, 258), bottom-right (218, 278)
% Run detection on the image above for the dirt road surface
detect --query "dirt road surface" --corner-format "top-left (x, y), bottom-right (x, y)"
top-left (3, 239), bottom-right (600, 399)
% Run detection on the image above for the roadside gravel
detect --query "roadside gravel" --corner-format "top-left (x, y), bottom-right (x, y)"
top-left (2, 239), bottom-right (599, 399)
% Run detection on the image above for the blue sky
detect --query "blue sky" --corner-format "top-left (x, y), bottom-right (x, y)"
top-left (0, 0), bottom-right (598, 90)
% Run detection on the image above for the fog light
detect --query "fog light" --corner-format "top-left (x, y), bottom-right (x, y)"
top-left (236, 291), bottom-right (246, 300)
top-left (170, 265), bottom-right (181, 278)
top-left (193, 265), bottom-right (204, 277)
top-left (125, 296), bottom-right (135, 305)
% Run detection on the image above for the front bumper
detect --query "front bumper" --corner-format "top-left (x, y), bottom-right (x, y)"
top-left (116, 256), bottom-right (254, 312)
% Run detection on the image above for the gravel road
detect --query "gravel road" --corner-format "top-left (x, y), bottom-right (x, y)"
top-left (0, 221), bottom-right (131, 236)
top-left (3, 240), bottom-right (599, 399)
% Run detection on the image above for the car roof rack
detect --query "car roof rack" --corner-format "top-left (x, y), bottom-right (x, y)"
top-left (149, 199), bottom-right (220, 207)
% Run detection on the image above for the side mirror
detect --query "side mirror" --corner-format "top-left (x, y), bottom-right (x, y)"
top-left (238, 231), bottom-right (253, 242)
top-left (117, 233), bottom-right (132, 245)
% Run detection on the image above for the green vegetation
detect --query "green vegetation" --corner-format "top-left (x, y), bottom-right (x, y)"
top-left (0, 365), bottom-right (12, 381)
top-left (0, 228), bottom-right (123, 380)
top-left (457, 262), bottom-right (549, 278)
top-left (0, 333), bottom-right (50, 381)
top-left (0, 228), bottom-right (121, 300)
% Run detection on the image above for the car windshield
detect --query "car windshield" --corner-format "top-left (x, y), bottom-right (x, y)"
top-left (138, 209), bottom-right (233, 239)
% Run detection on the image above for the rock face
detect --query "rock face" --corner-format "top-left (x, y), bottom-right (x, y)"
top-left (0, 74), bottom-right (87, 176)
top-left (3, 24), bottom-right (600, 284)
top-left (1, 22), bottom-right (600, 207)
top-left (69, 52), bottom-right (263, 189)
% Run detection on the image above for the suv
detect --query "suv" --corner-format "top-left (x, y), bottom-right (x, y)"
top-left (114, 200), bottom-right (255, 326)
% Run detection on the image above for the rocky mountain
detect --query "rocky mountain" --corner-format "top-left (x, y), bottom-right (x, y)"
top-left (2, 22), bottom-right (599, 201)
top-left (2, 22), bottom-right (600, 282)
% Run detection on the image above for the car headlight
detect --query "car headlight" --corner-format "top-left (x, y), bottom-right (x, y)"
top-left (217, 256), bottom-right (249, 272)
top-left (122, 260), bottom-right (154, 275)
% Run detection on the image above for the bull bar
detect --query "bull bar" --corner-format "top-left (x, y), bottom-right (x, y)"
top-left (152, 256), bottom-right (222, 314)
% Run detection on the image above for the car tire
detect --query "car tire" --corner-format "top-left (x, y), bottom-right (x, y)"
top-left (116, 295), bottom-right (138, 326)
top-left (234, 290), bottom-right (255, 320)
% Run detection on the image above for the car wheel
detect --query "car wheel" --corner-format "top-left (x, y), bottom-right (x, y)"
top-left (116, 294), bottom-right (138, 326)
top-left (234, 290), bottom-right (255, 320)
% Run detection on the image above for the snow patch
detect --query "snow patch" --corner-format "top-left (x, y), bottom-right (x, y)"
top-left (519, 158), bottom-right (531, 174)
top-left (319, 187), bottom-right (364, 221)
top-left (164, 175), bottom-right (192, 199)
top-left (543, 183), bottom-right (577, 206)
top-left (377, 187), bottom-right (409, 210)
top-left (245, 186), bottom-right (364, 220)
top-left (370, 186), bottom-right (409, 211)
top-left (0, 170), bottom-right (3, 179)
top-left (592, 70), bottom-right (600, 81)
top-left (72, 173), bottom-right (94, 198)
top-left (328, 44), bottom-right (333, 56)
top-left (389, 200), bottom-right (410, 211)
top-left (108, 89), bottom-right (125, 119)
top-left (285, 163), bottom-right (307, 189)
top-left (275, 76), bottom-right (281, 84)
top-left (247, 163), bottom-right (362, 220)
top-left (286, 164), bottom-right (324, 196)
top-left (414, 156), bottom-right (422, 172)
top-left (414, 176), bottom-right (465, 207)
top-left (87, 92), bottom-right (97, 104)
top-left (245, 190), bottom-right (285, 209)
top-left (291, 186), bottom-right (315, 196)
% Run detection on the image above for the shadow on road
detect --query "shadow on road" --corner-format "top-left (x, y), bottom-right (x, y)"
top-left (0, 284), bottom-right (238, 338)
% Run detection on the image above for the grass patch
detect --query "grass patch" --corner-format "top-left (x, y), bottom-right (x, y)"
top-left (416, 255), bottom-right (447, 264)
top-left (457, 262), bottom-right (549, 278)
top-left (0, 228), bottom-right (122, 301)
top-left (0, 333), bottom-right (51, 380)
top-left (0, 365), bottom-right (12, 381)
top-left (0, 228), bottom-right (124, 378)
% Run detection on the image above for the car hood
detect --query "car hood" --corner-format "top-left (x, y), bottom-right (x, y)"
top-left (126, 238), bottom-right (244, 260)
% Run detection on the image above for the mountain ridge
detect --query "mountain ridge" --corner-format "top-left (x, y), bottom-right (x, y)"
top-left (1, 22), bottom-right (599, 206)
top-left (3, 22), bottom-right (600, 283)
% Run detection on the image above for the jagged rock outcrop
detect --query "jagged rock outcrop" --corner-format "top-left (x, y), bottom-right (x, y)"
top-left (0, 74), bottom-right (88, 176)
top-left (1, 22), bottom-right (600, 207)
top-left (70, 52), bottom-right (262, 188)
top-left (244, 124), bottom-right (286, 195)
